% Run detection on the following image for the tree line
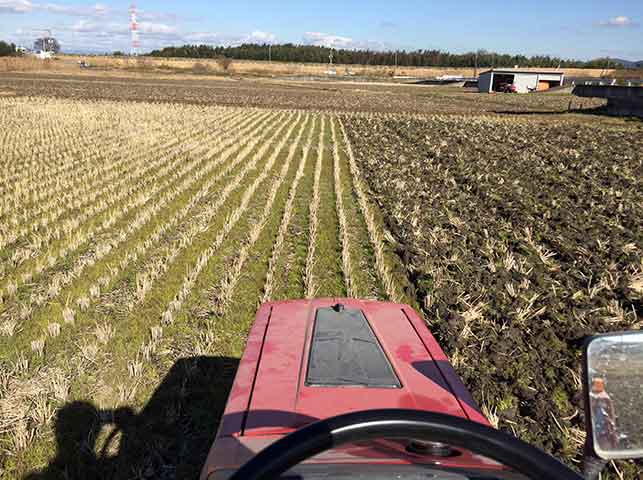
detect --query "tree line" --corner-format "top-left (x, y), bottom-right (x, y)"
top-left (0, 37), bottom-right (61, 56)
top-left (147, 43), bottom-right (619, 69)
top-left (0, 41), bottom-right (17, 57)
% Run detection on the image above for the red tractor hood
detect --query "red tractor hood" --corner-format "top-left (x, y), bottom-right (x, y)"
top-left (218, 298), bottom-right (488, 438)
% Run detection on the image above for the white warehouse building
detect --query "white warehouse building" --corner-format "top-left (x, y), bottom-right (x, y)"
top-left (478, 69), bottom-right (565, 94)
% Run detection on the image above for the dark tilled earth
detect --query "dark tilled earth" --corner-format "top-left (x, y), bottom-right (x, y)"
top-left (0, 72), bottom-right (605, 115)
top-left (341, 113), bottom-right (643, 477)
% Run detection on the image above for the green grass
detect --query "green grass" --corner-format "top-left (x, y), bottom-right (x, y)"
top-left (268, 118), bottom-right (319, 301)
top-left (310, 116), bottom-right (345, 298)
top-left (0, 110), bottom-right (274, 365)
top-left (331, 116), bottom-right (384, 299)
top-left (76, 112), bottom-right (301, 404)
top-left (0, 119), bottom-right (216, 295)
top-left (1, 103), bottom-right (411, 479)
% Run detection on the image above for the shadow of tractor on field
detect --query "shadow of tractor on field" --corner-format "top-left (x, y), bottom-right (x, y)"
top-left (25, 356), bottom-right (240, 480)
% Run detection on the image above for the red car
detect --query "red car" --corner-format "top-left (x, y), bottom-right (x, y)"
top-left (200, 299), bottom-right (583, 480)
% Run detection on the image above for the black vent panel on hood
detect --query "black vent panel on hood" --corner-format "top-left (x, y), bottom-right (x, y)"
top-left (306, 305), bottom-right (401, 388)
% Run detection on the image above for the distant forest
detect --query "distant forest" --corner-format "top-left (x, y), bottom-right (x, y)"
top-left (147, 43), bottom-right (619, 69)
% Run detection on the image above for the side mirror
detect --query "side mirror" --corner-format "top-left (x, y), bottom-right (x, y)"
top-left (583, 331), bottom-right (643, 460)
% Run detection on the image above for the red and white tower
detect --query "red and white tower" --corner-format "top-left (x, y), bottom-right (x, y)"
top-left (129, 2), bottom-right (140, 56)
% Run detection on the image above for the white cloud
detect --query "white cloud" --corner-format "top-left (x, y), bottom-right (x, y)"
top-left (41, 2), bottom-right (109, 17)
top-left (248, 30), bottom-right (276, 44)
top-left (599, 16), bottom-right (638, 28)
top-left (67, 19), bottom-right (178, 38)
top-left (182, 30), bottom-right (277, 47)
top-left (0, 1), bottom-right (111, 16)
top-left (183, 31), bottom-right (226, 43)
top-left (302, 31), bottom-right (394, 51)
top-left (58, 20), bottom-right (269, 52)
top-left (138, 22), bottom-right (177, 36)
top-left (68, 19), bottom-right (98, 33)
top-left (2, 1), bottom-right (276, 52)
top-left (137, 10), bottom-right (179, 22)
top-left (92, 3), bottom-right (108, 16)
top-left (302, 31), bottom-right (355, 49)
top-left (0, 0), bottom-right (33, 13)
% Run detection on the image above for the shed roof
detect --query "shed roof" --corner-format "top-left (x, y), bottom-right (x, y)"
top-left (480, 69), bottom-right (564, 76)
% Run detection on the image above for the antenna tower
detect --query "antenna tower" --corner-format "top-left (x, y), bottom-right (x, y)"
top-left (43, 29), bottom-right (52, 52)
top-left (129, 2), bottom-right (140, 55)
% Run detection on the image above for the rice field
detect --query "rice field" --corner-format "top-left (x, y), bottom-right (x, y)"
top-left (0, 76), bottom-right (640, 479)
top-left (0, 97), bottom-right (409, 477)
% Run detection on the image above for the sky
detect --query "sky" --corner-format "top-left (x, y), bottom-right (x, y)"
top-left (1, 0), bottom-right (642, 60)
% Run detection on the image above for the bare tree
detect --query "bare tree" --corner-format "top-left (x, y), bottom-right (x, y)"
top-left (34, 36), bottom-right (61, 53)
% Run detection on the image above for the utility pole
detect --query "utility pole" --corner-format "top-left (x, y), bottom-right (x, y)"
top-left (329, 48), bottom-right (334, 65)
top-left (268, 44), bottom-right (272, 63)
top-left (601, 57), bottom-right (611, 78)
top-left (394, 50), bottom-right (398, 74)
top-left (474, 50), bottom-right (478, 78)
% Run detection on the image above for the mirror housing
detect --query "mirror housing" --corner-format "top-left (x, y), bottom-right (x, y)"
top-left (583, 331), bottom-right (643, 460)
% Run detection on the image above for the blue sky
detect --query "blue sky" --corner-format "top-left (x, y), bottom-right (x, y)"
top-left (1, 0), bottom-right (642, 60)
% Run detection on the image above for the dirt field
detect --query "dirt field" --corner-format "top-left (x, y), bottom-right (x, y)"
top-left (0, 55), bottom-right (617, 80)
top-left (0, 71), bottom-right (640, 479)
top-left (0, 72), bottom-right (606, 115)
top-left (342, 113), bottom-right (642, 477)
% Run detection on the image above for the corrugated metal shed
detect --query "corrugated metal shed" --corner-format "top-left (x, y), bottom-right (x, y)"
top-left (478, 69), bottom-right (565, 94)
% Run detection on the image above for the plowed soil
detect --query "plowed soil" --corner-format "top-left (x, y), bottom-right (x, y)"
top-left (341, 113), bottom-right (643, 476)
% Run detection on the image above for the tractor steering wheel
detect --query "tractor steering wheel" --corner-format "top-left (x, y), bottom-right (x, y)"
top-left (229, 409), bottom-right (584, 480)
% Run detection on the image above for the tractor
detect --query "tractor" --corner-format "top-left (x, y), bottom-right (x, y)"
top-left (199, 298), bottom-right (643, 480)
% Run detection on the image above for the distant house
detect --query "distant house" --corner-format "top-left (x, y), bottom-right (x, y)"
top-left (32, 50), bottom-right (54, 60)
top-left (478, 69), bottom-right (564, 93)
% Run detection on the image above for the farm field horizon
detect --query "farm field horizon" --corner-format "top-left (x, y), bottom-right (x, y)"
top-left (0, 73), bottom-right (641, 479)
